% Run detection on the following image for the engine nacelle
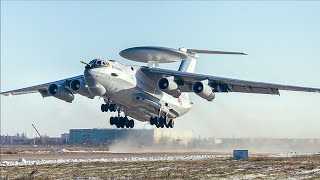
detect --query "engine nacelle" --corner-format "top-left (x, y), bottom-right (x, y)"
top-left (48, 84), bottom-right (74, 103)
top-left (70, 79), bottom-right (94, 99)
top-left (192, 81), bottom-right (215, 101)
top-left (158, 78), bottom-right (181, 97)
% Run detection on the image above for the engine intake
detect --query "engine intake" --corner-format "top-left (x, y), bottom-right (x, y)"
top-left (192, 81), bottom-right (215, 101)
top-left (48, 84), bottom-right (74, 103)
top-left (70, 79), bottom-right (94, 98)
top-left (158, 78), bottom-right (181, 97)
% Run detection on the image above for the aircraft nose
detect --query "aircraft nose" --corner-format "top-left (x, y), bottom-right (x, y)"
top-left (84, 69), bottom-right (99, 78)
top-left (83, 69), bottom-right (106, 96)
top-left (84, 69), bottom-right (100, 85)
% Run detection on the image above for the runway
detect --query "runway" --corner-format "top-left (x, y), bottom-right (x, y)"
top-left (1, 147), bottom-right (319, 179)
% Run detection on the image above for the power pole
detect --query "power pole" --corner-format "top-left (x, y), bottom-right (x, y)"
top-left (32, 124), bottom-right (46, 145)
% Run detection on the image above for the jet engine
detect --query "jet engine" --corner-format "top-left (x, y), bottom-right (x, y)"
top-left (70, 79), bottom-right (94, 98)
top-left (158, 78), bottom-right (181, 97)
top-left (48, 84), bottom-right (74, 103)
top-left (192, 81), bottom-right (215, 101)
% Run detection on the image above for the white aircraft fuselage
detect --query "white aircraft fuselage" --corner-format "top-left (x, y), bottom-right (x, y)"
top-left (83, 59), bottom-right (192, 122)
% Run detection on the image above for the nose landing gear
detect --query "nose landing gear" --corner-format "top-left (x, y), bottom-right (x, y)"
top-left (101, 103), bottom-right (117, 112)
top-left (101, 102), bottom-right (134, 128)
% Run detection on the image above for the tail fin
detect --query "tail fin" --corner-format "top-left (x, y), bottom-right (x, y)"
top-left (178, 47), bottom-right (247, 73)
top-left (177, 47), bottom-right (246, 100)
top-left (178, 57), bottom-right (197, 73)
top-left (178, 57), bottom-right (197, 101)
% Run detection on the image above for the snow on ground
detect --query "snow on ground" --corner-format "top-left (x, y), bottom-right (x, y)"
top-left (269, 152), bottom-right (319, 158)
top-left (296, 169), bottom-right (320, 175)
top-left (0, 154), bottom-right (230, 167)
top-left (52, 148), bottom-right (109, 153)
top-left (23, 148), bottom-right (110, 154)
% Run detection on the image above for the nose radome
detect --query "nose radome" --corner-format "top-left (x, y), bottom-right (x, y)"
top-left (84, 69), bottom-right (99, 77)
top-left (84, 69), bottom-right (99, 84)
top-left (83, 69), bottom-right (106, 96)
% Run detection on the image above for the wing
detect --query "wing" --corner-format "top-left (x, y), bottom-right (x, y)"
top-left (0, 75), bottom-right (83, 97)
top-left (142, 67), bottom-right (320, 95)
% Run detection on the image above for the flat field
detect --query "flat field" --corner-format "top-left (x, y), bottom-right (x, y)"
top-left (1, 147), bottom-right (319, 179)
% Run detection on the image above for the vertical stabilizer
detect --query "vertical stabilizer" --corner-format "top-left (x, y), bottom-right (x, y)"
top-left (178, 57), bottom-right (197, 73)
top-left (178, 55), bottom-right (198, 101)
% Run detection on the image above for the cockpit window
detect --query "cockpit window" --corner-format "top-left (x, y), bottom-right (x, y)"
top-left (89, 59), bottom-right (110, 67)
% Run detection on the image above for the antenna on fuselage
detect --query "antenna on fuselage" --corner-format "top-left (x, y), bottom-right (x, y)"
top-left (119, 46), bottom-right (188, 68)
top-left (80, 61), bottom-right (91, 67)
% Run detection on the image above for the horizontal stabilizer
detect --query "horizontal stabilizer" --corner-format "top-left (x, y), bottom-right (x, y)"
top-left (187, 49), bottom-right (247, 55)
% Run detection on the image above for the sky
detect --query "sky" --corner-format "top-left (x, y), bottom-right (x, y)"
top-left (1, 1), bottom-right (320, 138)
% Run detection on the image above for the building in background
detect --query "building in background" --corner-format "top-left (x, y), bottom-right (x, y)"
top-left (68, 128), bottom-right (194, 146)
top-left (61, 133), bottom-right (70, 144)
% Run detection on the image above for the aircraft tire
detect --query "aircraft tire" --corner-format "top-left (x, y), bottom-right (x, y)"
top-left (110, 117), bottom-right (114, 125)
top-left (101, 104), bottom-right (105, 112)
top-left (101, 104), bottom-right (109, 112)
top-left (125, 118), bottom-right (130, 128)
top-left (129, 120), bottom-right (134, 128)
top-left (116, 120), bottom-right (121, 128)
top-left (109, 104), bottom-right (117, 112)
top-left (118, 117), bottom-right (124, 128)
top-left (149, 117), bottom-right (155, 125)
top-left (169, 119), bottom-right (174, 128)
top-left (154, 117), bottom-right (159, 126)
top-left (149, 117), bottom-right (153, 125)
top-left (159, 117), bottom-right (165, 128)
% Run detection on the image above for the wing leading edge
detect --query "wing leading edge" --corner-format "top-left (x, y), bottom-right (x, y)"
top-left (0, 75), bottom-right (84, 97)
top-left (142, 67), bottom-right (320, 95)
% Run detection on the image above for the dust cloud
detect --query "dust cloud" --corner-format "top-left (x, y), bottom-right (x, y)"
top-left (107, 131), bottom-right (320, 154)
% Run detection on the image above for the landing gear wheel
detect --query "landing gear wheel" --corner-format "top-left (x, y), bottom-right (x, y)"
top-left (129, 120), bottom-right (134, 128)
top-left (101, 104), bottom-right (105, 112)
top-left (109, 104), bottom-right (117, 112)
top-left (159, 116), bottom-right (165, 128)
top-left (101, 104), bottom-right (110, 112)
top-left (116, 117), bottom-right (121, 128)
top-left (168, 119), bottom-right (174, 128)
top-left (165, 123), bottom-right (170, 128)
top-left (118, 117), bottom-right (125, 128)
top-left (125, 117), bottom-right (130, 128)
top-left (149, 117), bottom-right (156, 125)
top-left (110, 117), bottom-right (115, 125)
top-left (101, 104), bottom-right (104, 112)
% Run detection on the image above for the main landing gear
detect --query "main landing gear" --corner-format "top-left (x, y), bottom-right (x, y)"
top-left (101, 103), bottom-right (135, 128)
top-left (149, 116), bottom-right (174, 128)
top-left (110, 116), bottom-right (134, 128)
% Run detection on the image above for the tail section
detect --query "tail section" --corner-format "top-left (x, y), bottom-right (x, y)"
top-left (178, 57), bottom-right (197, 73)
top-left (177, 47), bottom-right (246, 101)
top-left (178, 47), bottom-right (246, 73)
top-left (178, 51), bottom-right (198, 101)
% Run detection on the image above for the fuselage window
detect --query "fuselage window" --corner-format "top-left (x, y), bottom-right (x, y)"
top-left (97, 61), bottom-right (102, 65)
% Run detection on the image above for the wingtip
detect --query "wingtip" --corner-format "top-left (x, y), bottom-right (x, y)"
top-left (0, 92), bottom-right (12, 96)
